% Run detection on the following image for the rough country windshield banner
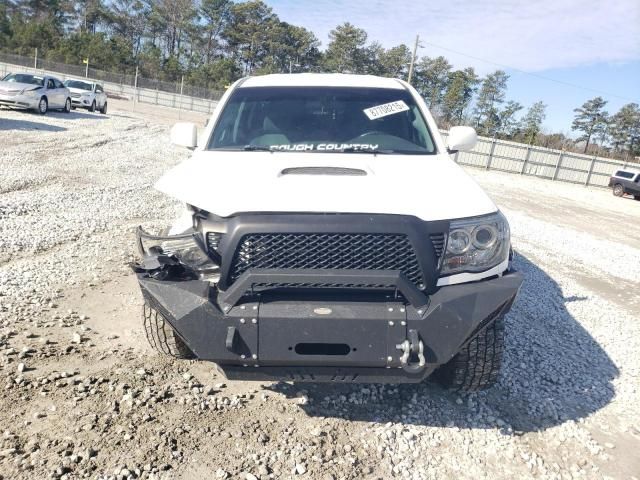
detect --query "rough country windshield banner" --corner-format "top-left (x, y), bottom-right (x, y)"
top-left (269, 143), bottom-right (380, 151)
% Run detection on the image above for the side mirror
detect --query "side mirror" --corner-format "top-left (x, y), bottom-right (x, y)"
top-left (170, 122), bottom-right (198, 149)
top-left (446, 126), bottom-right (477, 153)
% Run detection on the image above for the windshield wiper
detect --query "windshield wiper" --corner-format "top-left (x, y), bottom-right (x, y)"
top-left (337, 147), bottom-right (429, 155)
top-left (338, 147), bottom-right (392, 154)
top-left (243, 145), bottom-right (273, 152)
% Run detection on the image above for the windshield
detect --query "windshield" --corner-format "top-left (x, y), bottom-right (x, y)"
top-left (63, 80), bottom-right (92, 91)
top-left (207, 86), bottom-right (436, 154)
top-left (2, 73), bottom-right (44, 86)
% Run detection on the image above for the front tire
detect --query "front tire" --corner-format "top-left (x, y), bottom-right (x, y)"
top-left (613, 184), bottom-right (624, 197)
top-left (100, 102), bottom-right (107, 114)
top-left (37, 97), bottom-right (48, 115)
top-left (142, 303), bottom-right (195, 359)
top-left (436, 316), bottom-right (505, 391)
top-left (63, 98), bottom-right (71, 113)
top-left (89, 100), bottom-right (96, 112)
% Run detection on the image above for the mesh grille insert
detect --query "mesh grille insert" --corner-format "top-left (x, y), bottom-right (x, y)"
top-left (229, 233), bottom-right (425, 288)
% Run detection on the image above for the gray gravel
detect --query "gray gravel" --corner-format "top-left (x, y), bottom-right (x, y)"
top-left (1, 106), bottom-right (639, 479)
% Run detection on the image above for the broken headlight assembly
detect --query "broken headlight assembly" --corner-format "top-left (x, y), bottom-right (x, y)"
top-left (136, 227), bottom-right (220, 282)
top-left (440, 211), bottom-right (510, 276)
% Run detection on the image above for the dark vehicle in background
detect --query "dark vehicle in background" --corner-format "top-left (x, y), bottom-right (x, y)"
top-left (609, 169), bottom-right (640, 199)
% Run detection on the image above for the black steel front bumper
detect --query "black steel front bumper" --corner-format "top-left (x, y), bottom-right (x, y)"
top-left (136, 268), bottom-right (523, 383)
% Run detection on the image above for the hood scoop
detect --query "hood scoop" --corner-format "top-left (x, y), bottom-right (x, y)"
top-left (280, 166), bottom-right (367, 176)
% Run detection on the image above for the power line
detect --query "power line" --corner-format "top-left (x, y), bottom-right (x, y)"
top-left (422, 40), bottom-right (639, 103)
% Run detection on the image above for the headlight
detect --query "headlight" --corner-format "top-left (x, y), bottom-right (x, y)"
top-left (136, 227), bottom-right (219, 281)
top-left (440, 211), bottom-right (510, 276)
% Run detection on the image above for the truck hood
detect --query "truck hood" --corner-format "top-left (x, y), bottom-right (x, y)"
top-left (0, 81), bottom-right (42, 93)
top-left (155, 151), bottom-right (497, 221)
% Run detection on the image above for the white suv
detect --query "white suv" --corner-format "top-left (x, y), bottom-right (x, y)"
top-left (63, 79), bottom-right (107, 113)
top-left (133, 73), bottom-right (523, 390)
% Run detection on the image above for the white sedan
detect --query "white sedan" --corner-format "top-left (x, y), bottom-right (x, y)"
top-left (63, 79), bottom-right (108, 114)
top-left (0, 73), bottom-right (72, 114)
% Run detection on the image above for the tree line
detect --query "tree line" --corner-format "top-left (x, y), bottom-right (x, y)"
top-left (1, 0), bottom-right (638, 159)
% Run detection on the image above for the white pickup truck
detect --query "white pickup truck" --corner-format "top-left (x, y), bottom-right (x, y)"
top-left (133, 73), bottom-right (523, 390)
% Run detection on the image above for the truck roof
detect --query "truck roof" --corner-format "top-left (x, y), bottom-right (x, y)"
top-left (240, 73), bottom-right (405, 90)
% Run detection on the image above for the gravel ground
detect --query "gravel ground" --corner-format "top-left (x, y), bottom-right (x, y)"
top-left (1, 105), bottom-right (639, 480)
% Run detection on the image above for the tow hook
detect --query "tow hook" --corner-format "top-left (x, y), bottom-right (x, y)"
top-left (396, 329), bottom-right (426, 373)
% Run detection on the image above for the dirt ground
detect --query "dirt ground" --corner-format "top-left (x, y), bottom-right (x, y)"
top-left (0, 103), bottom-right (639, 480)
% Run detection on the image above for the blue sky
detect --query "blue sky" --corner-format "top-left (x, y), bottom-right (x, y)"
top-left (265, 0), bottom-right (640, 133)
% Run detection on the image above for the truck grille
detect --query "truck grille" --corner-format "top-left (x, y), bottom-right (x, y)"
top-left (229, 233), bottom-right (425, 288)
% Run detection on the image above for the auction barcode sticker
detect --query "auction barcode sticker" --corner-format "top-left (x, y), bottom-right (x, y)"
top-left (363, 100), bottom-right (410, 120)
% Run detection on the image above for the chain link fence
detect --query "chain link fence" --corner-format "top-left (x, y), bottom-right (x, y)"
top-left (0, 52), bottom-right (224, 109)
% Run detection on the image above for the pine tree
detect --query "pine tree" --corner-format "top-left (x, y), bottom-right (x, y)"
top-left (322, 22), bottom-right (368, 74)
top-left (520, 101), bottom-right (547, 144)
top-left (413, 56), bottom-right (452, 113)
top-left (473, 70), bottom-right (509, 136)
top-left (609, 103), bottom-right (640, 157)
top-left (571, 97), bottom-right (608, 153)
top-left (497, 100), bottom-right (523, 138)
top-left (441, 67), bottom-right (479, 126)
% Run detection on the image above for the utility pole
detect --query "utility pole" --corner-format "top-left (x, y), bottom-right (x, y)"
top-left (178, 75), bottom-right (184, 119)
top-left (133, 65), bottom-right (139, 111)
top-left (34, 48), bottom-right (38, 70)
top-left (407, 34), bottom-right (420, 84)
